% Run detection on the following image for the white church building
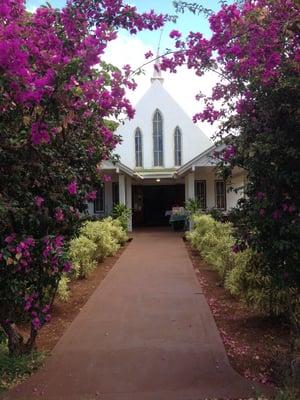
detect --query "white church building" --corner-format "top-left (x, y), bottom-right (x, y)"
top-left (88, 69), bottom-right (245, 230)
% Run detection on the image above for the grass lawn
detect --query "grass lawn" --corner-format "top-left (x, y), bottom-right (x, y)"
top-left (0, 341), bottom-right (45, 393)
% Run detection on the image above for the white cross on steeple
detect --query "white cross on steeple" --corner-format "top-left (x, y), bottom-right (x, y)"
top-left (151, 29), bottom-right (164, 84)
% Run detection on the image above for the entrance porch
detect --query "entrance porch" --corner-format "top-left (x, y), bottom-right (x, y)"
top-left (87, 159), bottom-right (245, 231)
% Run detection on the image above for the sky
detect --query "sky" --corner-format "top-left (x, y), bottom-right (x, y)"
top-left (26, 0), bottom-right (227, 138)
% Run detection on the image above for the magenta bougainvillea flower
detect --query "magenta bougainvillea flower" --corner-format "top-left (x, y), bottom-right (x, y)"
top-left (145, 50), bottom-right (153, 59)
top-left (54, 208), bottom-right (64, 222)
top-left (67, 181), bottom-right (78, 195)
top-left (35, 196), bottom-right (44, 207)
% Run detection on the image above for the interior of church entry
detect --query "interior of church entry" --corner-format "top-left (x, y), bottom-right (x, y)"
top-left (132, 184), bottom-right (185, 227)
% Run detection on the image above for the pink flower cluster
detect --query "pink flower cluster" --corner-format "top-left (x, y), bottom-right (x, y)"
top-left (35, 196), bottom-right (44, 207)
top-left (193, 105), bottom-right (223, 124)
top-left (86, 190), bottom-right (97, 201)
top-left (31, 122), bottom-right (51, 145)
top-left (145, 50), bottom-right (153, 59)
top-left (42, 235), bottom-right (68, 273)
top-left (67, 181), bottom-right (77, 195)
top-left (0, 0), bottom-right (164, 149)
top-left (54, 208), bottom-right (64, 222)
top-left (161, 0), bottom-right (299, 124)
top-left (24, 293), bottom-right (51, 330)
top-left (3, 234), bottom-right (36, 272)
top-left (221, 145), bottom-right (236, 162)
top-left (0, 233), bottom-right (73, 330)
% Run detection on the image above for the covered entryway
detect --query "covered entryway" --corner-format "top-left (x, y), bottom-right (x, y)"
top-left (132, 184), bottom-right (185, 227)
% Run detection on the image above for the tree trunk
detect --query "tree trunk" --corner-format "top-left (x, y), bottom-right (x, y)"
top-left (0, 320), bottom-right (24, 356)
top-left (24, 325), bottom-right (38, 354)
top-left (0, 320), bottom-right (38, 356)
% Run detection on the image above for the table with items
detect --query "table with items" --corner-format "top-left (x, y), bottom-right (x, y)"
top-left (168, 207), bottom-right (187, 230)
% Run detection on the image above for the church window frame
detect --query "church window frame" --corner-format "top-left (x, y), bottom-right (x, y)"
top-left (112, 182), bottom-right (119, 206)
top-left (195, 180), bottom-right (207, 210)
top-left (174, 126), bottom-right (182, 166)
top-left (153, 109), bottom-right (164, 167)
top-left (94, 185), bottom-right (105, 214)
top-left (215, 180), bottom-right (227, 210)
top-left (135, 128), bottom-right (143, 168)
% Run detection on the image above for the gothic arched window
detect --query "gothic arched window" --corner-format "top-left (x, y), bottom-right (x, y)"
top-left (174, 127), bottom-right (182, 166)
top-left (135, 128), bottom-right (143, 167)
top-left (153, 110), bottom-right (163, 166)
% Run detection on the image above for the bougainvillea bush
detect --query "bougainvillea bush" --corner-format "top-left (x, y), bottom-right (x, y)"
top-left (0, 0), bottom-right (164, 355)
top-left (164, 0), bottom-right (300, 333)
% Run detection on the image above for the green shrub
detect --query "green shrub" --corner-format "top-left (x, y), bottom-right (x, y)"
top-left (102, 217), bottom-right (128, 246)
top-left (188, 214), bottom-right (299, 317)
top-left (68, 217), bottom-right (127, 281)
top-left (69, 235), bottom-right (97, 278)
top-left (186, 214), bottom-right (215, 249)
top-left (111, 204), bottom-right (131, 231)
top-left (187, 215), bottom-right (235, 281)
top-left (79, 220), bottom-right (120, 261)
top-left (209, 207), bottom-right (226, 222)
top-left (225, 253), bottom-right (299, 316)
top-left (57, 275), bottom-right (71, 302)
top-left (185, 198), bottom-right (203, 219)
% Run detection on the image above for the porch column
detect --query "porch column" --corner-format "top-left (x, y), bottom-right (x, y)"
top-left (187, 172), bottom-right (195, 200)
top-left (126, 177), bottom-right (132, 232)
top-left (119, 174), bottom-right (126, 205)
top-left (186, 172), bottom-right (195, 230)
top-left (185, 175), bottom-right (189, 203)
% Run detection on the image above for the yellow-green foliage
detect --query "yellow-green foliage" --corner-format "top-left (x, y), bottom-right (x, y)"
top-left (69, 235), bottom-right (97, 278)
top-left (68, 217), bottom-right (128, 280)
top-left (57, 275), bottom-right (71, 302)
top-left (225, 251), bottom-right (299, 316)
top-left (79, 220), bottom-right (119, 261)
top-left (187, 215), bottom-right (235, 280)
top-left (188, 214), bottom-right (297, 316)
top-left (101, 217), bottom-right (128, 246)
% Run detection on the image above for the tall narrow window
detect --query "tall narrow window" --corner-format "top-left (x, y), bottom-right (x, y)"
top-left (135, 128), bottom-right (143, 167)
top-left (153, 110), bottom-right (163, 166)
top-left (195, 180), bottom-right (207, 209)
top-left (94, 185), bottom-right (105, 213)
top-left (174, 127), bottom-right (182, 166)
top-left (215, 181), bottom-right (226, 210)
top-left (112, 182), bottom-right (119, 206)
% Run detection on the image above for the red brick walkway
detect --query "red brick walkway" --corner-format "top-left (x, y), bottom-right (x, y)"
top-left (4, 229), bottom-right (264, 400)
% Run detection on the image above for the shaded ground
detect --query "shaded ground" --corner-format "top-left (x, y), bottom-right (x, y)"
top-left (185, 241), bottom-right (290, 387)
top-left (4, 229), bottom-right (266, 400)
top-left (37, 243), bottom-right (129, 352)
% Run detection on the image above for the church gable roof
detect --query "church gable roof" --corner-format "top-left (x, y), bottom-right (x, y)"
top-left (114, 79), bottom-right (212, 170)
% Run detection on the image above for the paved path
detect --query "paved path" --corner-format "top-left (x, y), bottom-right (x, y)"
top-left (5, 229), bottom-right (264, 400)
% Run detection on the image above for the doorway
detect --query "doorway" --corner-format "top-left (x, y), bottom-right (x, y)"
top-left (132, 185), bottom-right (185, 227)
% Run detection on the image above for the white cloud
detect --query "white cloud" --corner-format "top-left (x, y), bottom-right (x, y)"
top-left (103, 34), bottom-right (219, 139)
top-left (26, 5), bottom-right (37, 13)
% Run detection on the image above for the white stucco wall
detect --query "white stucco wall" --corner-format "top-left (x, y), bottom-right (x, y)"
top-left (226, 173), bottom-right (245, 209)
top-left (193, 168), bottom-right (245, 210)
top-left (115, 80), bottom-right (212, 170)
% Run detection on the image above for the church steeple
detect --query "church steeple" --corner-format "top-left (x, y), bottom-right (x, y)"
top-left (151, 30), bottom-right (164, 84)
top-left (151, 61), bottom-right (164, 84)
